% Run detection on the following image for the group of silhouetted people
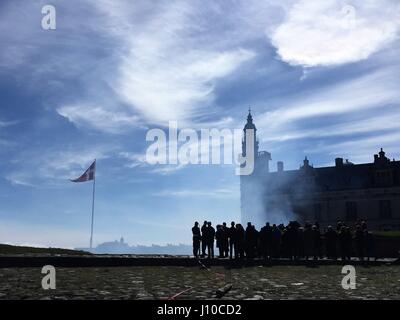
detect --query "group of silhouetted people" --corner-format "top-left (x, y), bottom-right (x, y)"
top-left (192, 219), bottom-right (376, 261)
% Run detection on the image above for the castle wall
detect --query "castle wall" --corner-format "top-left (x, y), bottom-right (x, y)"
top-left (289, 187), bottom-right (400, 230)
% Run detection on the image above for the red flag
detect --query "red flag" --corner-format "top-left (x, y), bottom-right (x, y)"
top-left (71, 160), bottom-right (96, 183)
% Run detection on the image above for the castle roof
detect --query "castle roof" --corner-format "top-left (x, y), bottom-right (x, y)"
top-left (264, 151), bottom-right (400, 193)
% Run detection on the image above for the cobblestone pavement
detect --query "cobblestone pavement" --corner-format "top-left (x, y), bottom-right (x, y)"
top-left (0, 265), bottom-right (399, 300)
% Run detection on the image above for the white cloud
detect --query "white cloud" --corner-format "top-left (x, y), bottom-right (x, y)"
top-left (57, 104), bottom-right (140, 133)
top-left (154, 187), bottom-right (239, 199)
top-left (0, 119), bottom-right (20, 148)
top-left (150, 164), bottom-right (188, 175)
top-left (263, 111), bottom-right (400, 143)
top-left (117, 48), bottom-right (254, 125)
top-left (44, 149), bottom-right (109, 174)
top-left (270, 0), bottom-right (400, 67)
top-left (118, 151), bottom-right (188, 175)
top-left (0, 119), bottom-right (20, 127)
top-left (5, 172), bottom-right (35, 187)
top-left (0, 139), bottom-right (13, 147)
top-left (39, 0), bottom-right (258, 132)
top-left (89, 0), bottom-right (256, 127)
top-left (257, 67), bottom-right (400, 142)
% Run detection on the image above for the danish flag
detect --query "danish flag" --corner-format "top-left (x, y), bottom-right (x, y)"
top-left (70, 160), bottom-right (96, 183)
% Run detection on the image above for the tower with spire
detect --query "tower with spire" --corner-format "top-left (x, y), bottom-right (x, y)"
top-left (242, 108), bottom-right (259, 157)
top-left (240, 109), bottom-right (271, 225)
top-left (241, 108), bottom-right (271, 173)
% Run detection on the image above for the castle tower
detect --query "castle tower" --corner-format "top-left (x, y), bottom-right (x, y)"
top-left (242, 108), bottom-right (259, 158)
top-left (240, 109), bottom-right (271, 227)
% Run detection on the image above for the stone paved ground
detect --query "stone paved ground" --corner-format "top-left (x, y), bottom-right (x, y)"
top-left (0, 265), bottom-right (399, 300)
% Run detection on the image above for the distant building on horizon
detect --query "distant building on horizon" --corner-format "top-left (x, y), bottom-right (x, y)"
top-left (76, 237), bottom-right (192, 255)
top-left (240, 111), bottom-right (400, 230)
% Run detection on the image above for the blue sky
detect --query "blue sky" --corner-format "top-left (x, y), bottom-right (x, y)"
top-left (1, 0), bottom-right (400, 248)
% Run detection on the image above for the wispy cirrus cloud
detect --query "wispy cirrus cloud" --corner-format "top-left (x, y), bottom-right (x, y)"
top-left (153, 186), bottom-right (239, 199)
top-left (117, 48), bottom-right (255, 125)
top-left (118, 151), bottom-right (188, 175)
top-left (257, 66), bottom-right (400, 143)
top-left (0, 119), bottom-right (20, 127)
top-left (304, 131), bottom-right (400, 163)
top-left (5, 172), bottom-right (36, 187)
top-left (102, 0), bottom-right (256, 126)
top-left (262, 110), bottom-right (400, 143)
top-left (50, 0), bottom-right (257, 131)
top-left (57, 104), bottom-right (141, 133)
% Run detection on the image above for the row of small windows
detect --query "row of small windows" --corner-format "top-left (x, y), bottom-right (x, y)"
top-left (313, 200), bottom-right (392, 221)
top-left (376, 171), bottom-right (391, 178)
top-left (374, 170), bottom-right (393, 185)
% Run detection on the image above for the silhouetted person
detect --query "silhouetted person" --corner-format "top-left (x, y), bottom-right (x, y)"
top-left (281, 228), bottom-right (290, 258)
top-left (324, 226), bottom-right (337, 260)
top-left (245, 222), bottom-right (252, 258)
top-left (271, 224), bottom-right (281, 258)
top-left (345, 227), bottom-right (353, 260)
top-left (354, 224), bottom-right (365, 260)
top-left (259, 222), bottom-right (272, 260)
top-left (364, 230), bottom-right (375, 261)
top-left (297, 227), bottom-right (305, 258)
top-left (259, 223), bottom-right (266, 258)
top-left (338, 226), bottom-right (347, 261)
top-left (287, 223), bottom-right (298, 260)
top-left (234, 224), bottom-right (245, 259)
top-left (228, 221), bottom-right (236, 259)
top-left (245, 223), bottom-right (258, 259)
top-left (201, 221), bottom-right (207, 257)
top-left (314, 221), bottom-right (323, 258)
top-left (192, 221), bottom-right (201, 258)
top-left (206, 222), bottom-right (215, 259)
top-left (215, 225), bottom-right (224, 258)
top-left (253, 225), bottom-right (259, 257)
top-left (311, 225), bottom-right (321, 260)
top-left (361, 220), bottom-right (368, 231)
top-left (222, 222), bottom-right (229, 257)
top-left (303, 224), bottom-right (314, 260)
top-left (265, 222), bottom-right (273, 259)
top-left (339, 226), bottom-right (351, 261)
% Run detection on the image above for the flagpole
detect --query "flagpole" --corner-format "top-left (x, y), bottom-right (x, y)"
top-left (90, 160), bottom-right (96, 249)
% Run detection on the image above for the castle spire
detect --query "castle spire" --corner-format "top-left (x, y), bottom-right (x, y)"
top-left (242, 108), bottom-right (258, 157)
top-left (245, 108), bottom-right (256, 130)
top-left (247, 107), bottom-right (253, 123)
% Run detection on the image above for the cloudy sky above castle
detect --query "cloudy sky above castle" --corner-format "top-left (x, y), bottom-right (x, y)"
top-left (1, 0), bottom-right (400, 248)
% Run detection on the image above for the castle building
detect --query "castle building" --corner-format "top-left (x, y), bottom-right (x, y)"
top-left (240, 111), bottom-right (400, 230)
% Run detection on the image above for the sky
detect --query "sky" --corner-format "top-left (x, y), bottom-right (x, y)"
top-left (1, 0), bottom-right (400, 249)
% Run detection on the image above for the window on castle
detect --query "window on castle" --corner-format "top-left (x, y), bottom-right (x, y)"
top-left (379, 200), bottom-right (392, 219)
top-left (314, 203), bottom-right (322, 221)
top-left (346, 201), bottom-right (358, 221)
top-left (375, 170), bottom-right (393, 186)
